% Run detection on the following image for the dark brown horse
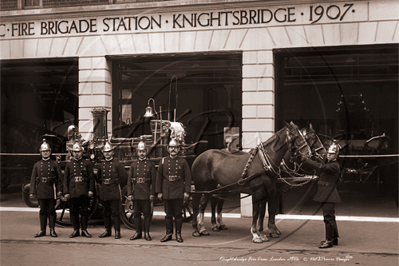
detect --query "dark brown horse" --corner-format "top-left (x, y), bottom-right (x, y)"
top-left (191, 122), bottom-right (312, 243)
top-left (267, 125), bottom-right (327, 238)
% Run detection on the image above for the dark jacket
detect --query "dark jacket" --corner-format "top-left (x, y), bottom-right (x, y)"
top-left (96, 158), bottom-right (127, 201)
top-left (156, 156), bottom-right (191, 200)
top-left (303, 157), bottom-right (341, 203)
top-left (127, 158), bottom-right (157, 200)
top-left (30, 159), bottom-right (62, 199)
top-left (63, 158), bottom-right (95, 198)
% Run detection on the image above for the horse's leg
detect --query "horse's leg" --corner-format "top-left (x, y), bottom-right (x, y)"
top-left (210, 195), bottom-right (219, 231)
top-left (197, 193), bottom-right (211, 235)
top-left (251, 200), bottom-right (263, 243)
top-left (267, 186), bottom-right (282, 238)
top-left (192, 193), bottom-right (202, 237)
top-left (217, 196), bottom-right (228, 230)
top-left (257, 198), bottom-right (270, 242)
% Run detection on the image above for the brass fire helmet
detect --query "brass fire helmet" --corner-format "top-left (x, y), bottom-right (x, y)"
top-left (168, 138), bottom-right (180, 147)
top-left (39, 139), bottom-right (51, 152)
top-left (102, 141), bottom-right (113, 152)
top-left (72, 142), bottom-right (83, 152)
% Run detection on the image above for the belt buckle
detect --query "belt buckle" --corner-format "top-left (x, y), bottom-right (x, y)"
top-left (103, 179), bottom-right (110, 185)
top-left (169, 175), bottom-right (176, 182)
top-left (137, 177), bottom-right (144, 184)
top-left (75, 176), bottom-right (82, 182)
top-left (42, 177), bottom-right (48, 183)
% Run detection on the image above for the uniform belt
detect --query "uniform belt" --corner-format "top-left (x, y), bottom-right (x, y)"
top-left (41, 177), bottom-right (51, 183)
top-left (74, 176), bottom-right (84, 182)
top-left (318, 181), bottom-right (335, 187)
top-left (103, 178), bottom-right (112, 185)
top-left (167, 175), bottom-right (181, 182)
top-left (132, 177), bottom-right (150, 184)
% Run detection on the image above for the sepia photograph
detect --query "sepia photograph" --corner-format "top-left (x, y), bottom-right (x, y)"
top-left (0, 0), bottom-right (398, 265)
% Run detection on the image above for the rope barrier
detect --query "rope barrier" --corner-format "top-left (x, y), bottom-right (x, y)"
top-left (340, 154), bottom-right (399, 158)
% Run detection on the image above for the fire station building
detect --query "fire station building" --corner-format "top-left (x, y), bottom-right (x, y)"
top-left (1, 0), bottom-right (398, 214)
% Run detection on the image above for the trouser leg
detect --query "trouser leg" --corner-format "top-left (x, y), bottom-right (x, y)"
top-left (322, 202), bottom-right (337, 241)
top-left (142, 200), bottom-right (151, 232)
top-left (133, 200), bottom-right (143, 233)
top-left (38, 199), bottom-right (48, 230)
top-left (69, 198), bottom-right (80, 230)
top-left (164, 200), bottom-right (174, 234)
top-left (111, 200), bottom-right (121, 234)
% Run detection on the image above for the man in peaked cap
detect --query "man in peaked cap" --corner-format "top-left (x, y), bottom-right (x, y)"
top-left (63, 142), bottom-right (95, 238)
top-left (30, 139), bottom-right (63, 237)
top-left (156, 138), bottom-right (191, 243)
top-left (300, 142), bottom-right (341, 248)
top-left (97, 141), bottom-right (127, 239)
top-left (127, 138), bottom-right (157, 241)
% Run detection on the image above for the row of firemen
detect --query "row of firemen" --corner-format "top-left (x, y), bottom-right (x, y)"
top-left (29, 137), bottom-right (191, 243)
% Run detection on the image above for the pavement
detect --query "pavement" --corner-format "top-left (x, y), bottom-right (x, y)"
top-left (1, 183), bottom-right (398, 261)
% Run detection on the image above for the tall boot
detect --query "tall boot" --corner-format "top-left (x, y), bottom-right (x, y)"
top-left (99, 216), bottom-right (112, 238)
top-left (49, 215), bottom-right (57, 237)
top-left (69, 215), bottom-right (80, 238)
top-left (34, 214), bottom-right (47, 237)
top-left (113, 217), bottom-right (121, 239)
top-left (144, 215), bottom-right (152, 241)
top-left (160, 217), bottom-right (173, 242)
top-left (130, 215), bottom-right (142, 240)
top-left (175, 218), bottom-right (183, 243)
top-left (81, 216), bottom-right (92, 238)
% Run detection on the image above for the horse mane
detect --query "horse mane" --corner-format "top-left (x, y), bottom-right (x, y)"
top-left (260, 127), bottom-right (287, 152)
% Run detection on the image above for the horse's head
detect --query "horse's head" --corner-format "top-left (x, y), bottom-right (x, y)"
top-left (285, 121), bottom-right (312, 156)
top-left (302, 124), bottom-right (326, 162)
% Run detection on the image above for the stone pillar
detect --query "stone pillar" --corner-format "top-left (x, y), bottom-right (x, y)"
top-left (240, 50), bottom-right (275, 217)
top-left (78, 56), bottom-right (112, 141)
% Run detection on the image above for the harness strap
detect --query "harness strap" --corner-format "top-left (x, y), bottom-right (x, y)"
top-left (240, 148), bottom-right (258, 179)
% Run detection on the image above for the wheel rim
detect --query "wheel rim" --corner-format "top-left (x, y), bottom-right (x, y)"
top-left (120, 185), bottom-right (135, 230)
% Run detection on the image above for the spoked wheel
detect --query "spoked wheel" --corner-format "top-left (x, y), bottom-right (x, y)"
top-left (21, 183), bottom-right (38, 207)
top-left (55, 196), bottom-right (100, 227)
top-left (120, 185), bottom-right (135, 230)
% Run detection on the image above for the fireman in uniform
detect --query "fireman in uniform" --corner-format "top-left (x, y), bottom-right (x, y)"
top-left (97, 141), bottom-right (127, 239)
top-left (127, 139), bottom-right (157, 241)
top-left (300, 142), bottom-right (341, 248)
top-left (29, 139), bottom-right (63, 237)
top-left (63, 142), bottom-right (95, 238)
top-left (156, 138), bottom-right (191, 243)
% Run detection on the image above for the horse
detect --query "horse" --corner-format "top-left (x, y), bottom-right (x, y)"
top-left (266, 124), bottom-right (327, 238)
top-left (191, 121), bottom-right (313, 243)
top-left (201, 125), bottom-right (327, 239)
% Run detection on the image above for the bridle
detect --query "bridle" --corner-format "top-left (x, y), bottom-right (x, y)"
top-left (288, 127), bottom-right (312, 158)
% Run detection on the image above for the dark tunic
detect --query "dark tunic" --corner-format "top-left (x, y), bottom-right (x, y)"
top-left (127, 158), bottom-right (157, 200)
top-left (63, 158), bottom-right (95, 198)
top-left (303, 158), bottom-right (341, 203)
top-left (155, 156), bottom-right (191, 200)
top-left (97, 158), bottom-right (127, 201)
top-left (30, 159), bottom-right (62, 199)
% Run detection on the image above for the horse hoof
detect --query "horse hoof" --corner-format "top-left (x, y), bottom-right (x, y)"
top-left (192, 231), bottom-right (201, 237)
top-left (269, 233), bottom-right (280, 238)
top-left (219, 225), bottom-right (228, 230)
top-left (252, 238), bottom-right (263, 243)
top-left (260, 235), bottom-right (270, 242)
top-left (200, 230), bottom-right (210, 236)
top-left (212, 226), bottom-right (220, 232)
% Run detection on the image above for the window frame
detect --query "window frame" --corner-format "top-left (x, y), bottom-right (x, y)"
top-left (19, 0), bottom-right (43, 9)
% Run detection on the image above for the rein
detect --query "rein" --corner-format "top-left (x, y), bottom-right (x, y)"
top-left (238, 127), bottom-right (313, 187)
